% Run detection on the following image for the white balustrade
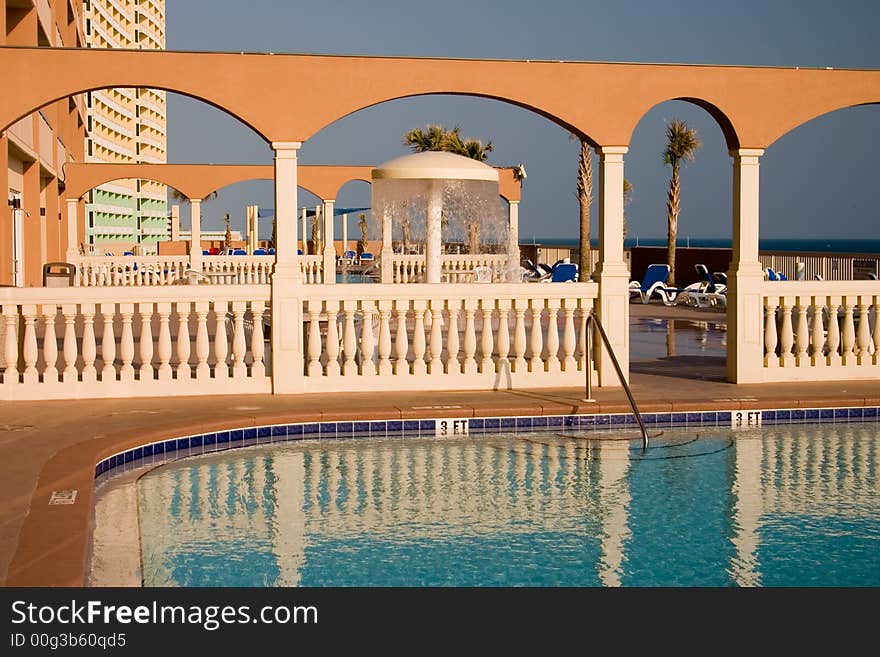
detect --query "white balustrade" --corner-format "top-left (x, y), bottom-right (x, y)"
top-left (761, 281), bottom-right (879, 381)
top-left (0, 286), bottom-right (271, 400)
top-left (297, 282), bottom-right (598, 392)
top-left (72, 256), bottom-right (189, 287)
top-left (391, 254), bottom-right (510, 283)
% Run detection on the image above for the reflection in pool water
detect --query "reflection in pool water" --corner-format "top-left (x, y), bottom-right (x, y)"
top-left (123, 424), bottom-right (879, 587)
top-left (630, 317), bottom-right (727, 361)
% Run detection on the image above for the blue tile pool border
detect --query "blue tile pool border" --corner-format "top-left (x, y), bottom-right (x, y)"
top-left (94, 405), bottom-right (880, 482)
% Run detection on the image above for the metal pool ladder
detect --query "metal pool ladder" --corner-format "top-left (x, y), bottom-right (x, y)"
top-left (583, 310), bottom-right (650, 450)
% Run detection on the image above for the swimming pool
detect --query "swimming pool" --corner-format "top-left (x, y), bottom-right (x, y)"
top-left (91, 421), bottom-right (879, 587)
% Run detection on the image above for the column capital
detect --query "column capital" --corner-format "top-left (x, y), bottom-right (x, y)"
top-left (508, 199), bottom-right (520, 206)
top-left (271, 141), bottom-right (303, 152)
top-left (596, 145), bottom-right (628, 156)
top-left (323, 199), bottom-right (336, 204)
top-left (189, 198), bottom-right (202, 206)
top-left (729, 148), bottom-right (765, 159)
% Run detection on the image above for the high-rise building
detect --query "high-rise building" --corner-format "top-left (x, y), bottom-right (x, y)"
top-left (83, 0), bottom-right (167, 253)
top-left (1, 0), bottom-right (88, 286)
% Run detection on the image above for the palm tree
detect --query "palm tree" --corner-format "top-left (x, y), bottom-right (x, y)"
top-left (402, 124), bottom-right (450, 152)
top-left (573, 137), bottom-right (593, 277)
top-left (311, 209), bottom-right (320, 255)
top-left (662, 119), bottom-right (701, 286)
top-left (357, 213), bottom-right (368, 254)
top-left (223, 213), bottom-right (232, 250)
top-left (623, 178), bottom-right (634, 239)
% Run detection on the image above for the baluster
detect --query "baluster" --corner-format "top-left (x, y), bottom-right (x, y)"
top-left (342, 300), bottom-right (358, 376)
top-left (512, 299), bottom-right (527, 373)
top-left (561, 299), bottom-right (577, 371)
top-left (155, 302), bottom-right (172, 380)
top-left (62, 304), bottom-right (78, 383)
top-left (794, 296), bottom-right (810, 365)
top-left (579, 302), bottom-right (592, 367)
top-left (394, 300), bottom-right (410, 375)
top-left (81, 303), bottom-right (97, 383)
top-left (250, 301), bottom-right (265, 377)
top-left (411, 300), bottom-right (427, 376)
top-left (873, 295), bottom-right (880, 365)
top-left (307, 300), bottom-right (323, 376)
top-left (545, 299), bottom-right (561, 373)
top-left (495, 300), bottom-right (510, 375)
top-left (377, 300), bottom-right (393, 376)
top-left (840, 297), bottom-right (856, 365)
top-left (778, 296), bottom-right (794, 367)
top-left (194, 302), bottom-right (211, 380)
top-left (359, 300), bottom-right (376, 376)
top-left (42, 305), bottom-right (59, 383)
top-left (462, 299), bottom-right (477, 375)
top-left (825, 297), bottom-right (841, 366)
top-left (856, 296), bottom-right (871, 364)
top-left (325, 300), bottom-right (341, 377)
top-left (213, 301), bottom-right (229, 379)
top-left (479, 301), bottom-right (494, 374)
top-left (2, 307), bottom-right (19, 385)
top-left (138, 302), bottom-right (154, 381)
top-left (529, 300), bottom-right (544, 372)
top-left (176, 302), bottom-right (192, 380)
top-left (230, 301), bottom-right (247, 379)
top-left (446, 302), bottom-right (460, 375)
top-left (119, 303), bottom-right (135, 381)
top-left (810, 297), bottom-right (825, 364)
top-left (428, 301), bottom-right (444, 374)
top-left (21, 305), bottom-right (38, 385)
top-left (763, 297), bottom-right (779, 367)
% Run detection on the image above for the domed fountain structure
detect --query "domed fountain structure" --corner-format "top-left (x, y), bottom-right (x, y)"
top-left (371, 151), bottom-right (508, 284)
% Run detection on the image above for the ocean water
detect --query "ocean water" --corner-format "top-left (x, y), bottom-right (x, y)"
top-left (529, 237), bottom-right (880, 254)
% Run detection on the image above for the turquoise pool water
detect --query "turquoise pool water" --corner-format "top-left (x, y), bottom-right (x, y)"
top-left (136, 424), bottom-right (879, 587)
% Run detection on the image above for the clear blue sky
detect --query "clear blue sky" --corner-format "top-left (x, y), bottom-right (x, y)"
top-left (163, 0), bottom-right (879, 242)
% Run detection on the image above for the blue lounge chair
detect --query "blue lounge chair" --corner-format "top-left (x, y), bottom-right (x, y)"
top-left (631, 264), bottom-right (681, 304)
top-left (359, 252), bottom-right (374, 263)
top-left (340, 249), bottom-right (357, 264)
top-left (766, 268), bottom-right (779, 281)
top-left (232, 248), bottom-right (247, 255)
top-left (253, 248), bottom-right (268, 255)
top-left (202, 249), bottom-right (210, 256)
top-left (677, 264), bottom-right (727, 308)
top-left (268, 248), bottom-right (276, 255)
top-left (551, 263), bottom-right (578, 282)
top-left (522, 259), bottom-right (551, 282)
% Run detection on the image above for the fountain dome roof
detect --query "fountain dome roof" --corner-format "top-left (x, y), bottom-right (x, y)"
top-left (372, 151), bottom-right (499, 182)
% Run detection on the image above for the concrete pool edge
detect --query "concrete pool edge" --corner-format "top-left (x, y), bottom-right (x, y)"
top-left (5, 384), bottom-right (880, 587)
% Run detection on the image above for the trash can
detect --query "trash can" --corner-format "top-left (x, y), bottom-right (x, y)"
top-left (42, 262), bottom-right (76, 287)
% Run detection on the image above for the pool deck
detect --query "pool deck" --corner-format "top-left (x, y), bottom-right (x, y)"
top-left (2, 303), bottom-right (878, 587)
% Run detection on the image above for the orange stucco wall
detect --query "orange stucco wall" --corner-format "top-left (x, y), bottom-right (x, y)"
top-left (1, 47), bottom-right (878, 152)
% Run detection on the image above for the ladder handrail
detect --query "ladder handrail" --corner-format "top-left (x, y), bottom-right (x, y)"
top-left (585, 310), bottom-right (650, 450)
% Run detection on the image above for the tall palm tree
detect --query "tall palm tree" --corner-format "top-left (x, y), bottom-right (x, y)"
top-left (574, 137), bottom-right (593, 277)
top-left (311, 209), bottom-right (320, 255)
top-left (223, 213), bottom-right (232, 250)
top-left (623, 178), bottom-right (634, 239)
top-left (357, 213), bottom-right (368, 254)
top-left (663, 119), bottom-right (701, 286)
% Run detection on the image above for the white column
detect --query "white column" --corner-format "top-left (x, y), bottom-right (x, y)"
top-left (727, 149), bottom-right (765, 383)
top-left (595, 146), bottom-right (629, 386)
top-left (425, 181), bottom-right (442, 284)
top-left (322, 199), bottom-right (336, 284)
top-left (65, 199), bottom-right (79, 261)
top-left (506, 200), bottom-right (521, 282)
top-left (342, 213), bottom-right (348, 252)
top-left (314, 204), bottom-right (322, 255)
top-left (170, 205), bottom-right (180, 242)
top-left (380, 206), bottom-right (393, 284)
top-left (300, 208), bottom-right (308, 255)
top-left (189, 199), bottom-right (202, 272)
top-left (271, 141), bottom-right (304, 394)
